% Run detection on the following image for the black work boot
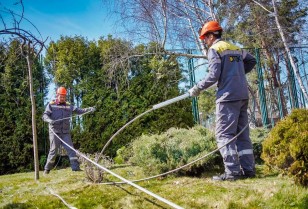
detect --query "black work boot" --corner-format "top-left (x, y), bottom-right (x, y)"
top-left (43, 170), bottom-right (50, 175)
top-left (212, 173), bottom-right (244, 181)
top-left (72, 168), bottom-right (83, 172)
top-left (243, 170), bottom-right (256, 178)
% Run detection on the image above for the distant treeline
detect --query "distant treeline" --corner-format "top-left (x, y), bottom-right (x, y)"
top-left (0, 36), bottom-right (194, 174)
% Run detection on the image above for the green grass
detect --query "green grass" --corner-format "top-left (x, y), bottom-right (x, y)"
top-left (1, 165), bottom-right (307, 209)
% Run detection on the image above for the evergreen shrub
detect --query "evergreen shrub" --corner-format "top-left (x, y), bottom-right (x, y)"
top-left (261, 108), bottom-right (308, 187)
top-left (121, 126), bottom-right (221, 176)
top-left (250, 127), bottom-right (270, 164)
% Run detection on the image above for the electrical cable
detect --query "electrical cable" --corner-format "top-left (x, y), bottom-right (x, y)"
top-left (45, 88), bottom-right (255, 207)
top-left (48, 127), bottom-right (184, 209)
top-left (100, 120), bottom-right (249, 185)
top-left (98, 88), bottom-right (256, 185)
top-left (97, 93), bottom-right (190, 161)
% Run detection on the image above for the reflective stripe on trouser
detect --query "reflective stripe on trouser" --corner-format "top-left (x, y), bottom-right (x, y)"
top-left (215, 100), bottom-right (255, 175)
top-left (44, 132), bottom-right (80, 171)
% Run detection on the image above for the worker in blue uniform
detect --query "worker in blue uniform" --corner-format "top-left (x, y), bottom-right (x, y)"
top-left (43, 87), bottom-right (95, 174)
top-left (189, 21), bottom-right (256, 181)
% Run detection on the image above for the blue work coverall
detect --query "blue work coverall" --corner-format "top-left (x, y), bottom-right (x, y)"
top-left (43, 100), bottom-right (90, 171)
top-left (196, 39), bottom-right (256, 176)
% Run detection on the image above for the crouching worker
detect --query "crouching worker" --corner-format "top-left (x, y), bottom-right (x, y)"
top-left (43, 87), bottom-right (95, 175)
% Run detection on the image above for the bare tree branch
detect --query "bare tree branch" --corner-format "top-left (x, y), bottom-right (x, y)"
top-left (0, 0), bottom-right (48, 180)
top-left (252, 0), bottom-right (308, 102)
top-left (106, 0), bottom-right (215, 51)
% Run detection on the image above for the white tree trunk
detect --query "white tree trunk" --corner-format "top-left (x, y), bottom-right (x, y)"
top-left (252, 0), bottom-right (308, 105)
top-left (271, 0), bottom-right (308, 103)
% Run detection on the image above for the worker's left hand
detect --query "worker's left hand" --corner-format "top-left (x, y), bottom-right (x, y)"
top-left (88, 107), bottom-right (96, 112)
top-left (188, 85), bottom-right (201, 97)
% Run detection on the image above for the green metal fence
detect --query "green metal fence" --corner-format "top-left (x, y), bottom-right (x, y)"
top-left (183, 47), bottom-right (308, 128)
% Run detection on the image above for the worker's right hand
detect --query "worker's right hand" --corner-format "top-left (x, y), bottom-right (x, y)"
top-left (47, 119), bottom-right (55, 125)
top-left (188, 85), bottom-right (201, 97)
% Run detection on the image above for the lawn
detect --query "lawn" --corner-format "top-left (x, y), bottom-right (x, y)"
top-left (1, 165), bottom-right (307, 209)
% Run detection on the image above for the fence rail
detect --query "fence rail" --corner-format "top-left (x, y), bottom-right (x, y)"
top-left (182, 47), bottom-right (308, 128)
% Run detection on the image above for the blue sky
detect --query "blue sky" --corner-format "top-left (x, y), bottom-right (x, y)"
top-left (1, 0), bottom-right (205, 99)
top-left (0, 0), bottom-right (121, 99)
top-left (3, 0), bottom-right (119, 99)
top-left (1, 0), bottom-right (117, 42)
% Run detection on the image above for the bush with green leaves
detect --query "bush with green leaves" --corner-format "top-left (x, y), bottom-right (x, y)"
top-left (113, 146), bottom-right (127, 164)
top-left (120, 126), bottom-right (221, 176)
top-left (261, 108), bottom-right (308, 187)
top-left (250, 127), bottom-right (270, 164)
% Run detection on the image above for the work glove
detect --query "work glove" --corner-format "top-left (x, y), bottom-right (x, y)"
top-left (46, 119), bottom-right (55, 125)
top-left (88, 106), bottom-right (96, 112)
top-left (188, 85), bottom-right (201, 97)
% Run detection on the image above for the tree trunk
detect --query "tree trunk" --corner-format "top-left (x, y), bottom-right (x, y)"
top-left (26, 46), bottom-right (39, 180)
top-left (256, 23), bottom-right (287, 116)
top-left (271, 0), bottom-right (308, 102)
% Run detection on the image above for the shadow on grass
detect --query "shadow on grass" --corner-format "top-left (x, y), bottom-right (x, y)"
top-left (109, 164), bottom-right (133, 169)
top-left (197, 164), bottom-right (280, 179)
top-left (3, 203), bottom-right (31, 209)
top-left (255, 164), bottom-right (280, 178)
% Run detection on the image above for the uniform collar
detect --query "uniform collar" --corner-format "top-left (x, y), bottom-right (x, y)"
top-left (212, 38), bottom-right (221, 45)
top-left (55, 99), bottom-right (66, 105)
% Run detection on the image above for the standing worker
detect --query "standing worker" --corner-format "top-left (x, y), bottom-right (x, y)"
top-left (43, 87), bottom-right (95, 174)
top-left (189, 21), bottom-right (256, 181)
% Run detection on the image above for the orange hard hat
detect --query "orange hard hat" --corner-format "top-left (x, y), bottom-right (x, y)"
top-left (199, 21), bottom-right (223, 40)
top-left (57, 87), bottom-right (67, 95)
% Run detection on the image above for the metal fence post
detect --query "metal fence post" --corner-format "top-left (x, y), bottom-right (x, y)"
top-left (255, 48), bottom-right (269, 127)
top-left (188, 49), bottom-right (199, 124)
